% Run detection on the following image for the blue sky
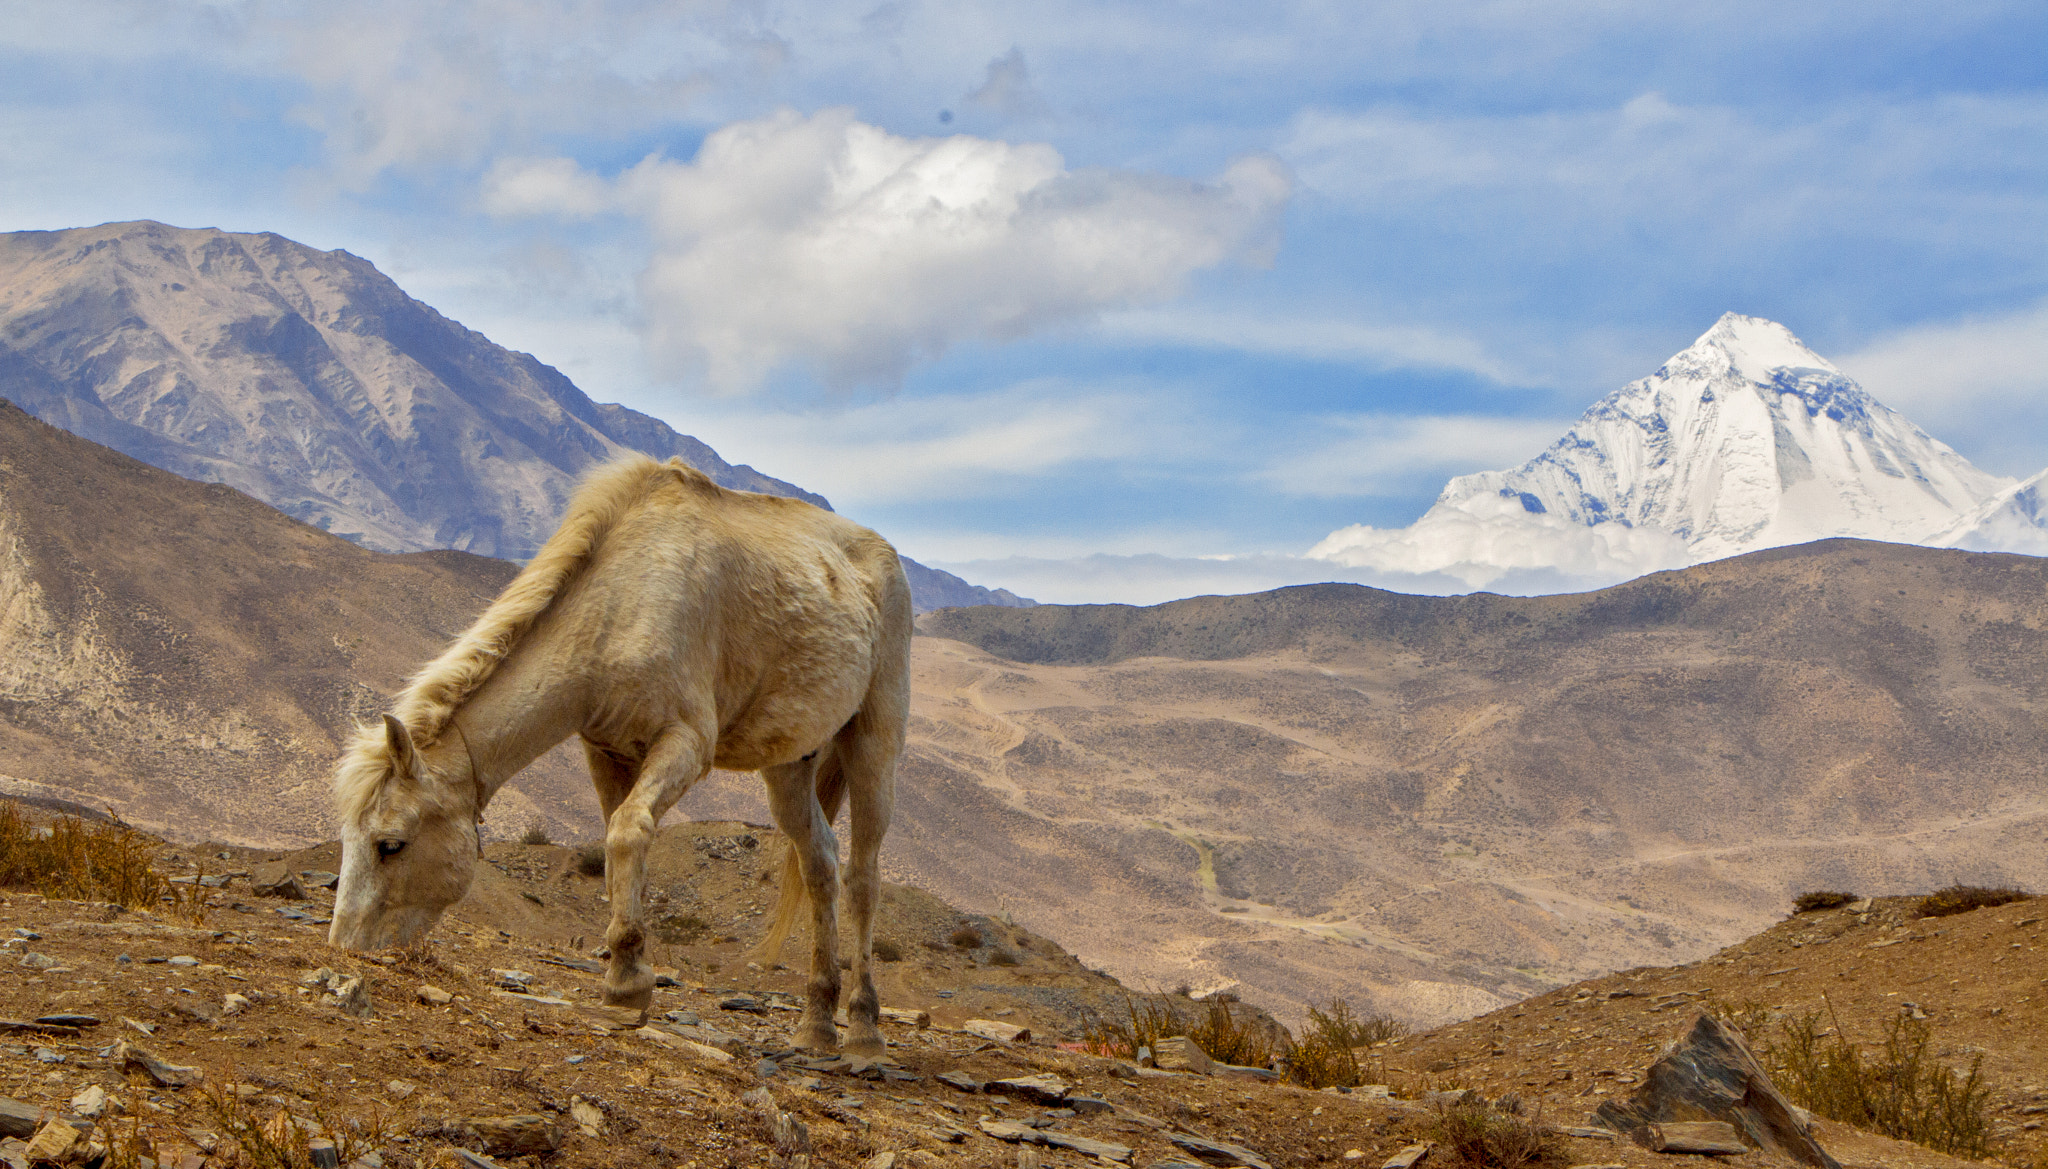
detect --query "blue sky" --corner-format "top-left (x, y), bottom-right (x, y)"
top-left (4, 1), bottom-right (2045, 602)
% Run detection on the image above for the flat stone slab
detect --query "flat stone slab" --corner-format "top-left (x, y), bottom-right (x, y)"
top-left (977, 1118), bottom-right (1132, 1164)
top-left (1646, 1122), bottom-right (1749, 1156)
top-left (962, 1018), bottom-right (1030, 1043)
top-left (987, 1073), bottom-right (1070, 1104)
top-left (1168, 1132), bottom-right (1272, 1169)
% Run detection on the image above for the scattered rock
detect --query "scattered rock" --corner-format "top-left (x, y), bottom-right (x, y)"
top-left (1066, 1095), bottom-right (1114, 1115)
top-left (1594, 1013), bottom-right (1839, 1169)
top-left (568, 1097), bottom-right (604, 1137)
top-left (962, 1018), bottom-right (1030, 1043)
top-left (417, 985), bottom-right (453, 1006)
top-left (445, 1114), bottom-right (565, 1157)
top-left (333, 976), bottom-right (374, 1018)
top-left (987, 1073), bottom-right (1070, 1104)
top-left (69, 1086), bottom-right (107, 1119)
top-left (1152, 1035), bottom-right (1215, 1075)
top-left (16, 953), bottom-right (59, 970)
top-left (221, 993), bottom-right (253, 1016)
top-left (976, 1118), bottom-right (1133, 1164)
top-left (1382, 1144), bottom-right (1430, 1169)
top-left (250, 863), bottom-right (307, 899)
top-left (633, 1026), bottom-right (733, 1063)
top-left (32, 1047), bottom-right (62, 1064)
top-left (301, 870), bottom-right (340, 889)
top-left (23, 1118), bottom-right (79, 1164)
top-left (33, 1014), bottom-right (97, 1028)
top-left (1167, 1131), bottom-right (1272, 1169)
top-left (880, 1006), bottom-right (931, 1028)
top-left (167, 955), bottom-right (199, 967)
top-left (1644, 1122), bottom-right (1750, 1156)
top-left (0, 1097), bottom-right (68, 1140)
top-left (387, 1080), bottom-right (416, 1100)
top-left (860, 1153), bottom-right (898, 1169)
top-left (936, 1070), bottom-right (983, 1093)
top-left (113, 1039), bottom-right (204, 1087)
top-left (718, 994), bottom-right (768, 1014)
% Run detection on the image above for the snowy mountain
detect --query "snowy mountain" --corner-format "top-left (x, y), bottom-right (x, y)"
top-left (1311, 313), bottom-right (2024, 588)
top-left (1936, 469), bottom-right (2048, 557)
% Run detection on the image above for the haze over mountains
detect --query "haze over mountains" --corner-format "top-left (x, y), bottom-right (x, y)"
top-left (0, 220), bottom-right (1028, 611)
top-left (1309, 314), bottom-right (2046, 591)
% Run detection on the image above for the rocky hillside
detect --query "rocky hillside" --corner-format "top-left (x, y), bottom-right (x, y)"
top-left (0, 811), bottom-right (2024, 1169)
top-left (0, 219), bottom-right (1025, 612)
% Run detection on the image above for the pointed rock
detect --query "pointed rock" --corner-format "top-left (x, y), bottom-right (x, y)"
top-left (1594, 1013), bottom-right (1839, 1169)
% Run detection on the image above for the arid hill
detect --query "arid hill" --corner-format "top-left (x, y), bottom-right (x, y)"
top-left (866, 547), bottom-right (2048, 1028)
top-left (0, 400), bottom-right (592, 843)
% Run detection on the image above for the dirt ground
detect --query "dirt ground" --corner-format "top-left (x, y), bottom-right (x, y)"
top-left (0, 819), bottom-right (2035, 1169)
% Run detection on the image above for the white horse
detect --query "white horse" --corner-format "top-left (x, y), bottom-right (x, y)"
top-left (328, 454), bottom-right (910, 1054)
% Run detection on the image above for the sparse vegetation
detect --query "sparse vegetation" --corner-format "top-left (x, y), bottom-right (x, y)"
top-left (1286, 999), bottom-right (1407, 1089)
top-left (1427, 1097), bottom-right (1567, 1169)
top-left (1081, 993), bottom-right (1276, 1069)
top-left (871, 938), bottom-right (903, 962)
top-left (573, 844), bottom-right (606, 877)
top-left (100, 1077), bottom-right (392, 1169)
top-left (518, 822), bottom-right (553, 845)
top-left (1758, 1006), bottom-right (1991, 1158)
top-left (1915, 884), bottom-right (2027, 919)
top-left (0, 799), bottom-right (169, 908)
top-left (988, 948), bottom-right (1020, 966)
top-left (1792, 890), bottom-right (1858, 913)
top-left (948, 925), bottom-right (982, 949)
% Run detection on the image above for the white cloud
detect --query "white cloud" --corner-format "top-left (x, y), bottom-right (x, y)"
top-left (1837, 299), bottom-right (2048, 416)
top-left (966, 48), bottom-right (1048, 118)
top-left (1263, 413), bottom-right (1565, 497)
top-left (677, 381), bottom-right (1173, 507)
top-left (484, 108), bottom-right (1291, 392)
top-left (1308, 491), bottom-right (1688, 590)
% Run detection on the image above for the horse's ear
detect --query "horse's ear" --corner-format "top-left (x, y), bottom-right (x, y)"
top-left (382, 714), bottom-right (423, 779)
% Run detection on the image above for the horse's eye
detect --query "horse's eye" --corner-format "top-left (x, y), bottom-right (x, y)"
top-left (376, 839), bottom-right (407, 859)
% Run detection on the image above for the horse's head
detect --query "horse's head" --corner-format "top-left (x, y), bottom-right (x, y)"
top-left (329, 715), bottom-right (479, 951)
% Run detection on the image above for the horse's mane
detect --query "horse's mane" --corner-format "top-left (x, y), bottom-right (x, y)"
top-left (334, 454), bottom-right (701, 823)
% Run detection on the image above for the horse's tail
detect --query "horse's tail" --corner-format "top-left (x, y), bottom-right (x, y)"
top-left (751, 754), bottom-right (848, 965)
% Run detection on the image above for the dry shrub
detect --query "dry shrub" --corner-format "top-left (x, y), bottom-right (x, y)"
top-left (518, 822), bottom-right (553, 846)
top-left (1287, 999), bottom-right (1407, 1089)
top-left (0, 800), bottom-right (168, 908)
top-left (102, 1080), bottom-right (391, 1169)
top-left (1915, 884), bottom-right (2027, 919)
top-left (987, 948), bottom-right (1020, 967)
top-left (871, 938), bottom-right (903, 962)
top-left (1792, 890), bottom-right (1858, 913)
top-left (1759, 1008), bottom-right (1990, 1158)
top-left (1081, 994), bottom-right (1274, 1068)
top-left (573, 845), bottom-right (606, 877)
top-left (1428, 1098), bottom-right (1567, 1169)
top-left (948, 925), bottom-right (982, 949)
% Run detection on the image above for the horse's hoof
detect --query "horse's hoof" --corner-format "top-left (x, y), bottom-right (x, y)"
top-left (843, 1029), bottom-right (885, 1058)
top-left (795, 1022), bottom-right (839, 1053)
top-left (603, 983), bottom-right (654, 1013)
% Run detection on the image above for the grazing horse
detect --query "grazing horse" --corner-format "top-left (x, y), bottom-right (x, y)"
top-left (328, 454), bottom-right (910, 1055)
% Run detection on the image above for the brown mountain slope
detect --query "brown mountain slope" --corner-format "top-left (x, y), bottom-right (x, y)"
top-left (0, 399), bottom-right (591, 842)
top-left (878, 548), bottom-right (2048, 1027)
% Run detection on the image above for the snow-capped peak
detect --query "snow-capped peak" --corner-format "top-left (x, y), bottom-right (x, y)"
top-left (1310, 314), bottom-right (2019, 589)
top-left (1682, 312), bottom-right (1838, 385)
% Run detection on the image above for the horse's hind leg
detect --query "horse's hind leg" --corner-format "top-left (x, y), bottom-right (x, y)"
top-left (836, 684), bottom-right (905, 1056)
top-left (763, 755), bottom-right (842, 1052)
top-left (598, 722), bottom-right (710, 1013)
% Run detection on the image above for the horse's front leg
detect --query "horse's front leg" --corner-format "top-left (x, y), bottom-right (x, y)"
top-left (600, 723), bottom-right (709, 1013)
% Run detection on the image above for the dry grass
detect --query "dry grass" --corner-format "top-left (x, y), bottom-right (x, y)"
top-left (1915, 884), bottom-right (2028, 919)
top-left (0, 800), bottom-right (168, 908)
top-left (1792, 890), bottom-right (1859, 913)
top-left (1758, 1005), bottom-right (1991, 1158)
top-left (98, 1078), bottom-right (392, 1169)
top-left (1427, 1098), bottom-right (1567, 1169)
top-left (573, 845), bottom-right (605, 877)
top-left (947, 925), bottom-right (982, 949)
top-left (1080, 993), bottom-right (1276, 1069)
top-left (1286, 999), bottom-right (1406, 1089)
top-left (518, 822), bottom-right (553, 846)
top-left (871, 938), bottom-right (903, 962)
